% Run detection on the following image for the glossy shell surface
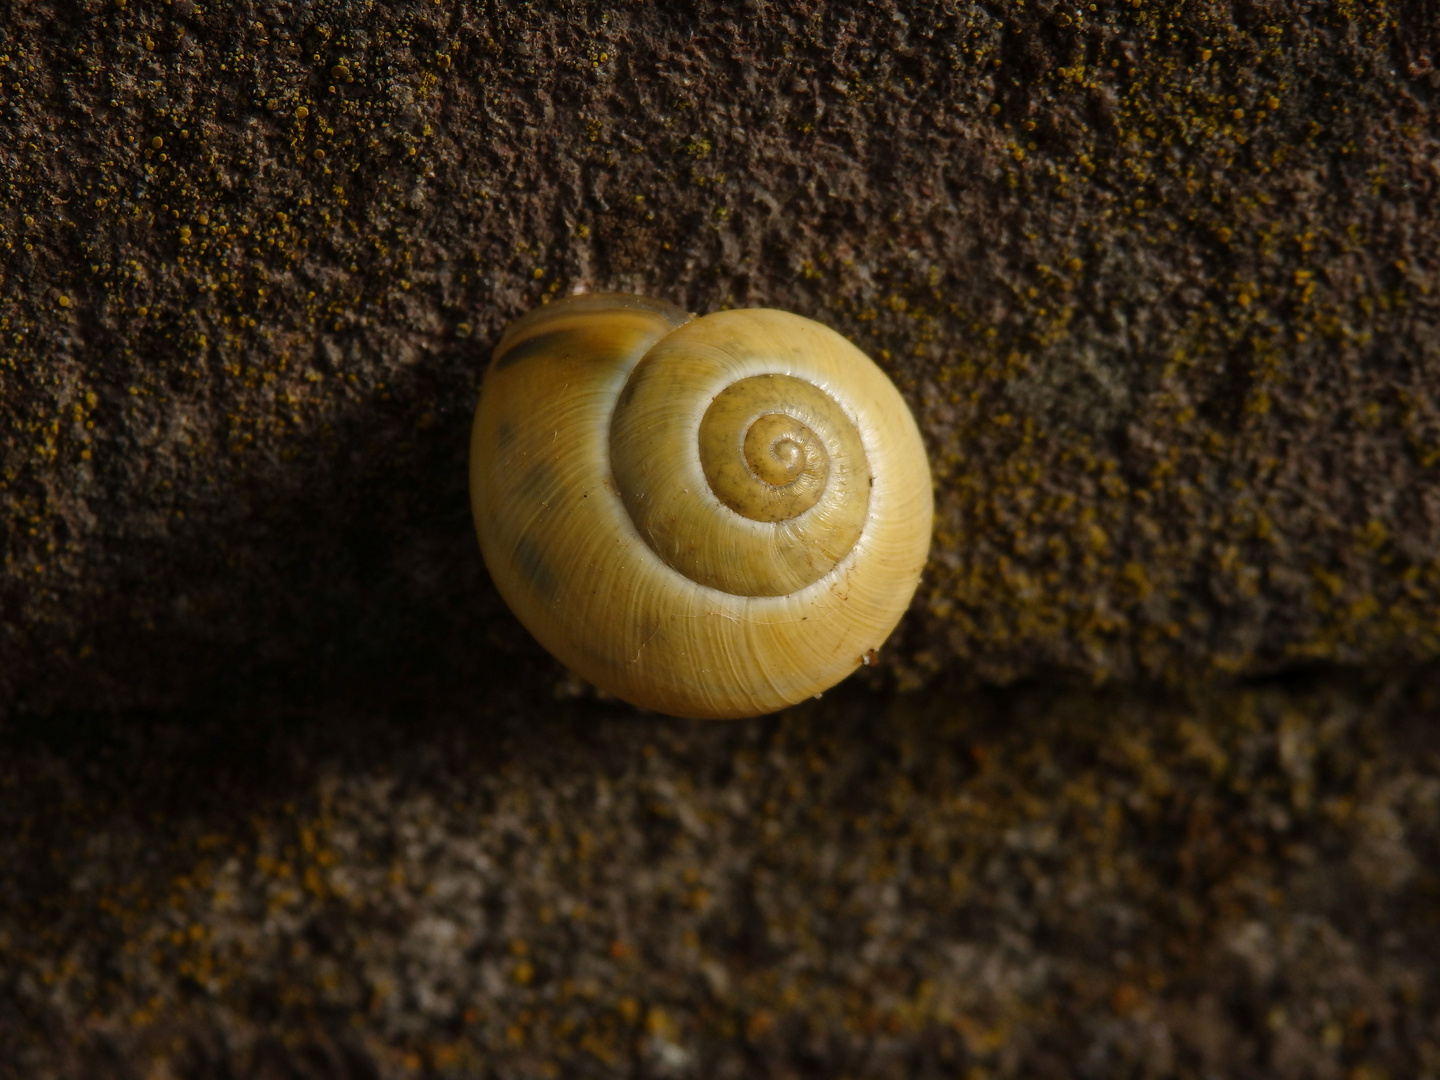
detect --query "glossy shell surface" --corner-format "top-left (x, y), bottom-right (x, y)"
top-left (470, 293), bottom-right (933, 719)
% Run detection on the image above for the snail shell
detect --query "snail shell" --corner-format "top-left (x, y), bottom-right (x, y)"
top-left (470, 293), bottom-right (933, 719)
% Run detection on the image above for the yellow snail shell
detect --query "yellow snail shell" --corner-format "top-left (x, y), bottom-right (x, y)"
top-left (470, 292), bottom-right (933, 719)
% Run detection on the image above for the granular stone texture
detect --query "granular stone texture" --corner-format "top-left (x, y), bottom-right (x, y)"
top-left (5, 5), bottom-right (1440, 1074)
top-left (2, 674), bottom-right (1439, 1077)
top-left (2, 1), bottom-right (1440, 710)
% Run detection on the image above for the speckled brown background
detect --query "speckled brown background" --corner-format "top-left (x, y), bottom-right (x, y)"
top-left (3, 0), bottom-right (1440, 1076)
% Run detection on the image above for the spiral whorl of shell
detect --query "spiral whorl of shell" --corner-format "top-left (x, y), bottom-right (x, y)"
top-left (471, 293), bottom-right (933, 719)
top-left (609, 314), bottom-right (873, 598)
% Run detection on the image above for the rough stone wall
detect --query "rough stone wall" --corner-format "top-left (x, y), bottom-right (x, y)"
top-left (4, 675), bottom-right (1440, 1077)
top-left (3, 0), bottom-right (1439, 711)
top-left (5, 3), bottom-right (1440, 1076)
